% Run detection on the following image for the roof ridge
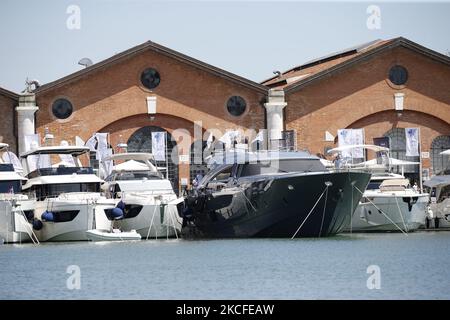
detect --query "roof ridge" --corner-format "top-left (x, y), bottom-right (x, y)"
top-left (36, 40), bottom-right (268, 94)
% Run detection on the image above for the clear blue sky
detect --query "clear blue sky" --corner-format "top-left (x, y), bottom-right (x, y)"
top-left (1, 0), bottom-right (449, 92)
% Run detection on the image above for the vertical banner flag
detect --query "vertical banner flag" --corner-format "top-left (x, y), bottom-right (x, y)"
top-left (24, 134), bottom-right (45, 172)
top-left (337, 129), bottom-right (365, 158)
top-left (95, 133), bottom-right (109, 160)
top-left (152, 131), bottom-right (166, 161)
top-left (405, 128), bottom-right (419, 157)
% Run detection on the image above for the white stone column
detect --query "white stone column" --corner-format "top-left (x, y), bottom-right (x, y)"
top-left (264, 89), bottom-right (287, 149)
top-left (15, 93), bottom-right (39, 155)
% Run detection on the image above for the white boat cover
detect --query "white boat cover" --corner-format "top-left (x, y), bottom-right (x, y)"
top-left (327, 144), bottom-right (389, 154)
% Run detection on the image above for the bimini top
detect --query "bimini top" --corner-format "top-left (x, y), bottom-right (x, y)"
top-left (21, 146), bottom-right (91, 158)
top-left (424, 175), bottom-right (450, 188)
top-left (206, 150), bottom-right (319, 166)
top-left (327, 144), bottom-right (390, 154)
top-left (104, 153), bottom-right (158, 172)
top-left (105, 152), bottom-right (155, 162)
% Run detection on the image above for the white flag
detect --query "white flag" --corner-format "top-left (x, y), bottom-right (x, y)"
top-left (206, 132), bottom-right (214, 149)
top-left (251, 130), bottom-right (264, 144)
top-left (24, 134), bottom-right (41, 172)
top-left (351, 129), bottom-right (364, 158)
top-left (95, 133), bottom-right (109, 160)
top-left (85, 134), bottom-right (97, 152)
top-left (75, 136), bottom-right (85, 147)
top-left (405, 128), bottom-right (419, 157)
top-left (152, 131), bottom-right (166, 161)
top-left (337, 129), bottom-right (364, 158)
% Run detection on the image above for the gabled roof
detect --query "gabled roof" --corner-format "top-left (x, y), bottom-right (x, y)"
top-left (263, 37), bottom-right (450, 93)
top-left (36, 40), bottom-right (268, 94)
top-left (0, 86), bottom-right (19, 100)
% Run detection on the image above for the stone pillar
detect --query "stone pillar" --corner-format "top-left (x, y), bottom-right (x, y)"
top-left (15, 93), bottom-right (39, 155)
top-left (264, 89), bottom-right (287, 149)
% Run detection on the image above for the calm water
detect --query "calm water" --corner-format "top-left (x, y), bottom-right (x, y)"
top-left (0, 232), bottom-right (449, 299)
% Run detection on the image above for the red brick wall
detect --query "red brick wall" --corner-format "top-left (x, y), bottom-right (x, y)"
top-left (0, 94), bottom-right (17, 153)
top-left (35, 49), bottom-right (266, 185)
top-left (285, 46), bottom-right (450, 170)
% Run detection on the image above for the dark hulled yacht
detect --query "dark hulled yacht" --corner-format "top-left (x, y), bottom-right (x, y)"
top-left (181, 150), bottom-right (371, 238)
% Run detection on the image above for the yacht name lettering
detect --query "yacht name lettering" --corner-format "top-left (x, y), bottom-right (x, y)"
top-left (176, 304), bottom-right (210, 317)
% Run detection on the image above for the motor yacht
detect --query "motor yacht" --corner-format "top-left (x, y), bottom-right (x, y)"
top-left (101, 153), bottom-right (182, 239)
top-left (21, 145), bottom-right (113, 241)
top-left (0, 143), bottom-right (37, 244)
top-left (424, 172), bottom-right (450, 228)
top-left (329, 144), bottom-right (429, 232)
top-left (180, 150), bottom-right (371, 238)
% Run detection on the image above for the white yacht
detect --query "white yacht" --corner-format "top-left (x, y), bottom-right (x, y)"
top-left (101, 153), bottom-right (182, 239)
top-left (20, 145), bottom-right (113, 242)
top-left (348, 173), bottom-right (429, 232)
top-left (424, 173), bottom-right (450, 228)
top-left (329, 144), bottom-right (429, 232)
top-left (0, 143), bottom-right (37, 244)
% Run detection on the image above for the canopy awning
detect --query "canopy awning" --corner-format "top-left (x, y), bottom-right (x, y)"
top-left (105, 152), bottom-right (155, 162)
top-left (424, 175), bottom-right (450, 188)
top-left (113, 159), bottom-right (156, 172)
top-left (327, 144), bottom-right (389, 154)
top-left (440, 149), bottom-right (450, 156)
top-left (21, 146), bottom-right (90, 158)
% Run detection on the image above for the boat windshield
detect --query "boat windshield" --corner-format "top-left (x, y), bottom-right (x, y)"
top-left (366, 181), bottom-right (382, 190)
top-left (30, 183), bottom-right (100, 200)
top-left (105, 170), bottom-right (162, 181)
top-left (0, 180), bottom-right (22, 193)
top-left (239, 159), bottom-right (325, 177)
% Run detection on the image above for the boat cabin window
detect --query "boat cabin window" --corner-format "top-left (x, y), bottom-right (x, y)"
top-left (239, 159), bottom-right (325, 177)
top-left (438, 185), bottom-right (450, 202)
top-left (200, 165), bottom-right (234, 188)
top-left (0, 180), bottom-right (22, 193)
top-left (31, 183), bottom-right (100, 200)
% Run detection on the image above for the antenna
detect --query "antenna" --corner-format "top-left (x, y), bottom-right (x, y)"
top-left (78, 57), bottom-right (93, 68)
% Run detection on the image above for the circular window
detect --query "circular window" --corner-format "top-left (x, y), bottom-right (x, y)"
top-left (140, 68), bottom-right (161, 89)
top-left (226, 96), bottom-right (247, 117)
top-left (388, 65), bottom-right (408, 86)
top-left (52, 98), bottom-right (73, 119)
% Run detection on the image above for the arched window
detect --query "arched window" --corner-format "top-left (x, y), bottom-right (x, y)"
top-left (127, 126), bottom-right (179, 194)
top-left (431, 135), bottom-right (450, 175)
top-left (383, 128), bottom-right (420, 181)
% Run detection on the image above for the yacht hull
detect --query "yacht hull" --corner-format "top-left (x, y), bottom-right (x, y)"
top-left (112, 201), bottom-right (182, 239)
top-left (345, 193), bottom-right (429, 232)
top-left (183, 171), bottom-right (371, 238)
top-left (0, 199), bottom-right (35, 244)
top-left (33, 197), bottom-right (113, 242)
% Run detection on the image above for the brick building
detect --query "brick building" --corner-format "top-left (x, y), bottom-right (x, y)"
top-left (264, 37), bottom-right (450, 182)
top-left (1, 37), bottom-right (449, 189)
